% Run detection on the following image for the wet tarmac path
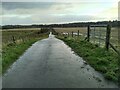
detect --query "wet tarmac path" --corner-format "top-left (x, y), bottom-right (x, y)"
top-left (2, 33), bottom-right (118, 88)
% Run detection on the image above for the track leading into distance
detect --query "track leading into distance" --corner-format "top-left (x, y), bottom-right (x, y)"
top-left (3, 32), bottom-right (118, 88)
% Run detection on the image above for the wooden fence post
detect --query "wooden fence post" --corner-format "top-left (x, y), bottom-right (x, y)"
top-left (72, 31), bottom-right (73, 37)
top-left (87, 25), bottom-right (90, 42)
top-left (78, 30), bottom-right (79, 37)
top-left (105, 24), bottom-right (111, 50)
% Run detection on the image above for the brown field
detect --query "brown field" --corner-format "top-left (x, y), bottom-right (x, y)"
top-left (54, 27), bottom-right (87, 34)
top-left (2, 29), bottom-right (41, 47)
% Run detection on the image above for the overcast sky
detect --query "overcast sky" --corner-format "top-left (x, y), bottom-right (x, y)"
top-left (1, 0), bottom-right (119, 25)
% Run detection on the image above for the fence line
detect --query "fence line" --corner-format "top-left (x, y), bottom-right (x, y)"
top-left (60, 24), bottom-right (119, 55)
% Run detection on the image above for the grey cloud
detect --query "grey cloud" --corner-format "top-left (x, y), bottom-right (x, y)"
top-left (2, 2), bottom-right (55, 10)
top-left (39, 14), bottom-right (99, 23)
top-left (2, 15), bottom-right (33, 25)
top-left (1, 2), bottom-right (115, 25)
top-left (2, 2), bottom-right (73, 15)
top-left (2, 14), bottom-right (101, 25)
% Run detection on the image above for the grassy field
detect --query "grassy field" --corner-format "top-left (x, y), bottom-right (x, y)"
top-left (2, 28), bottom-right (48, 73)
top-left (2, 29), bottom-right (41, 45)
top-left (57, 36), bottom-right (119, 83)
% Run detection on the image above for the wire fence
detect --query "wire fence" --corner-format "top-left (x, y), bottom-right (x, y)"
top-left (58, 25), bottom-right (120, 54)
top-left (110, 28), bottom-right (120, 50)
top-left (89, 26), bottom-right (106, 47)
top-left (89, 25), bottom-right (119, 54)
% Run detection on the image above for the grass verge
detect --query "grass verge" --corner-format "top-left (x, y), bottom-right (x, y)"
top-left (57, 36), bottom-right (119, 82)
top-left (2, 34), bottom-right (48, 74)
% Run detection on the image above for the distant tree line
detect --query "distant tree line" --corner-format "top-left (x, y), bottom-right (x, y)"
top-left (1, 20), bottom-right (120, 29)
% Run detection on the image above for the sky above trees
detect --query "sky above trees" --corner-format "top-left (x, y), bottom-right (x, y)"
top-left (1, 0), bottom-right (119, 25)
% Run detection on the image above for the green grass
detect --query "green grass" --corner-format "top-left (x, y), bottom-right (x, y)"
top-left (57, 36), bottom-right (119, 82)
top-left (2, 34), bottom-right (48, 74)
